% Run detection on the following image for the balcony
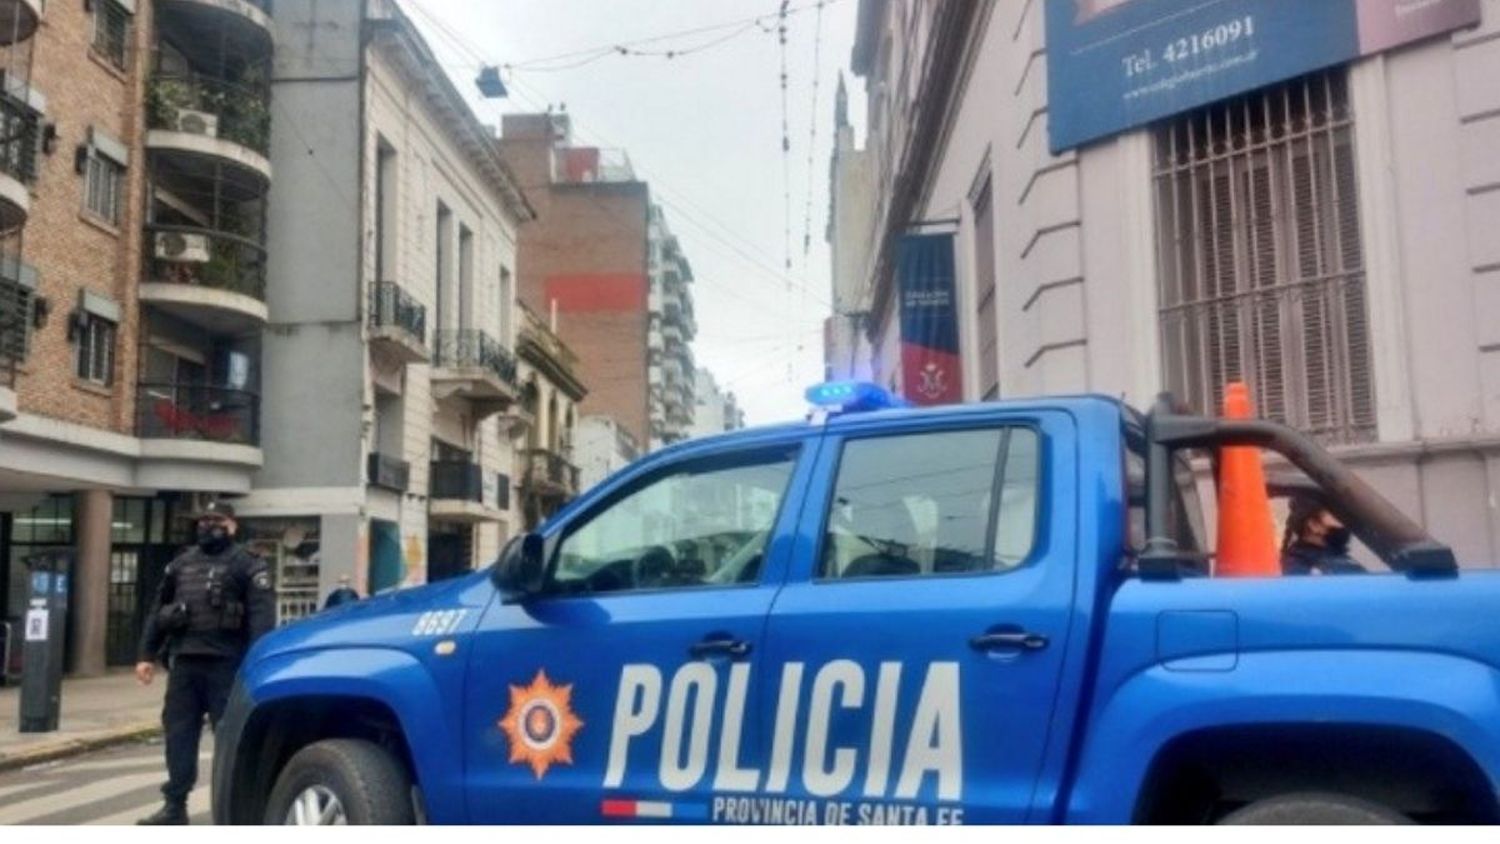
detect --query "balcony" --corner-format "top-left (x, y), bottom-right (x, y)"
top-left (137, 383), bottom-right (259, 445)
top-left (523, 448), bottom-right (579, 499)
top-left (367, 451), bottom-right (410, 492)
top-left (429, 461), bottom-right (504, 523)
top-left (147, 71), bottom-right (272, 182)
top-left (161, 0), bottom-right (274, 42)
top-left (369, 281), bottom-right (428, 363)
top-left (553, 146), bottom-right (635, 184)
top-left (0, 88), bottom-right (40, 233)
top-left (430, 329), bottom-right (519, 416)
top-left (0, 1), bottom-right (41, 48)
top-left (141, 223), bottom-right (268, 334)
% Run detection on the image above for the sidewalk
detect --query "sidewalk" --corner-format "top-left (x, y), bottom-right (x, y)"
top-left (0, 671), bottom-right (163, 771)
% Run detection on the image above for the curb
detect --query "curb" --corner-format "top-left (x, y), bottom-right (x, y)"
top-left (0, 722), bottom-right (162, 773)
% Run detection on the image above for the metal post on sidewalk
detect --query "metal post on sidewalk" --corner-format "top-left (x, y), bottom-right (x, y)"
top-left (18, 550), bottom-right (73, 733)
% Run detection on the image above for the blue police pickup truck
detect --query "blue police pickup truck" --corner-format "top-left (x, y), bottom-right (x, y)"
top-left (211, 384), bottom-right (1500, 825)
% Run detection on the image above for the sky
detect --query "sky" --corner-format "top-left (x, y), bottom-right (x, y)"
top-left (401, 0), bottom-right (866, 427)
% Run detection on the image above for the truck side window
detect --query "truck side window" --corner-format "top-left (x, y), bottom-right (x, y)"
top-left (549, 447), bottom-right (797, 595)
top-left (820, 427), bottom-right (1040, 579)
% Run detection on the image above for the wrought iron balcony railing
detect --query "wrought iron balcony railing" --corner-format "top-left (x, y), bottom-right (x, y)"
top-left (137, 383), bottom-right (259, 445)
top-left (0, 89), bottom-right (40, 185)
top-left (430, 460), bottom-right (483, 502)
top-left (370, 281), bottom-right (426, 345)
top-left (434, 329), bottom-right (517, 387)
top-left (367, 452), bottom-right (410, 492)
top-left (525, 448), bottom-right (579, 494)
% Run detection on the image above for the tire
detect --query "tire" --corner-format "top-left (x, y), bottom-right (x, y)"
top-left (264, 738), bottom-right (415, 825)
top-left (1219, 792), bottom-right (1411, 825)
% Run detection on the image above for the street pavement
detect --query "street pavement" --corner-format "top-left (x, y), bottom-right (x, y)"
top-left (0, 671), bottom-right (162, 768)
top-left (0, 737), bottom-right (211, 825)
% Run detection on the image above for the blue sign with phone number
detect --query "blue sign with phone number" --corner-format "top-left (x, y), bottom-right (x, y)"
top-left (1044, 0), bottom-right (1482, 153)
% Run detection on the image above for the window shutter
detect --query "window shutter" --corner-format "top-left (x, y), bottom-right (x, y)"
top-left (1152, 68), bottom-right (1374, 444)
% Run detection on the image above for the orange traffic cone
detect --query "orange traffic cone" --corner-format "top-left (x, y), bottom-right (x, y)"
top-left (1215, 382), bottom-right (1280, 577)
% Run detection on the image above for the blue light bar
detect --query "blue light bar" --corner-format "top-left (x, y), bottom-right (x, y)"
top-left (805, 381), bottom-right (908, 413)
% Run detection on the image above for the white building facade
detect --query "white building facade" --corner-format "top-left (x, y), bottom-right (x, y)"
top-left (244, 0), bottom-right (531, 614)
top-left (647, 204), bottom-right (698, 449)
top-left (831, 0), bottom-right (1500, 564)
top-left (517, 302), bottom-right (585, 530)
top-left (688, 366), bottom-right (745, 439)
top-left (574, 414), bottom-right (641, 494)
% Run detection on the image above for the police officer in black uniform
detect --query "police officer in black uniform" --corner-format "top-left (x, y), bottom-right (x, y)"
top-left (134, 500), bottom-right (275, 825)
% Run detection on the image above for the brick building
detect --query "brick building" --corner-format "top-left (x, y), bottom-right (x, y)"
top-left (0, 0), bottom-right (274, 675)
top-left (499, 113), bottom-right (697, 452)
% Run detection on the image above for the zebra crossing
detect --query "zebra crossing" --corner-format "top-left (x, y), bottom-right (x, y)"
top-left (0, 739), bottom-right (212, 825)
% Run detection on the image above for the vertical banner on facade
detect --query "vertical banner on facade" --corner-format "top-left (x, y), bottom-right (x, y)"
top-left (898, 233), bottom-right (962, 406)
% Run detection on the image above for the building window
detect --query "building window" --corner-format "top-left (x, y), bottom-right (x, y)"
top-left (972, 174), bottom-right (998, 401)
top-left (76, 312), bottom-right (116, 385)
top-left (84, 152), bottom-right (125, 225)
top-left (92, 0), bottom-right (132, 71)
top-left (1154, 69), bottom-right (1374, 444)
top-left (0, 268), bottom-right (33, 368)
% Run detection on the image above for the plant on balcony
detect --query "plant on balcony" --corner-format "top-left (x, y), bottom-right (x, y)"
top-left (147, 70), bottom-right (271, 154)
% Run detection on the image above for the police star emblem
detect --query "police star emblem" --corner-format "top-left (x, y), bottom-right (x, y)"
top-left (498, 669), bottom-right (584, 779)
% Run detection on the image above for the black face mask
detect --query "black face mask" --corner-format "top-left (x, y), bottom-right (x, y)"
top-left (1325, 526), bottom-right (1352, 554)
top-left (197, 523), bottom-right (232, 553)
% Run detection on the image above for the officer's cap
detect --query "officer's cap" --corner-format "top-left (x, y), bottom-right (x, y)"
top-left (195, 499), bottom-right (237, 520)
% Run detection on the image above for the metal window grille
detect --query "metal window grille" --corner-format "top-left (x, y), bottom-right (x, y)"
top-left (93, 0), bottom-right (131, 71)
top-left (1153, 69), bottom-right (1375, 444)
top-left (0, 272), bottom-right (31, 373)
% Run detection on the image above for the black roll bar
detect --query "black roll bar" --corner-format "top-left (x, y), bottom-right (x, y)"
top-left (1140, 393), bottom-right (1456, 579)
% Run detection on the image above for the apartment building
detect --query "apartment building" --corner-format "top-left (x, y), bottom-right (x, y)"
top-left (573, 413), bottom-right (639, 494)
top-left (235, 0), bottom-right (532, 614)
top-left (687, 366), bottom-right (745, 439)
top-left (0, 0), bottom-right (279, 675)
top-left (829, 0), bottom-right (1500, 563)
top-left (498, 114), bottom-right (698, 453)
top-left (516, 302), bottom-right (585, 530)
top-left (645, 204), bottom-right (698, 448)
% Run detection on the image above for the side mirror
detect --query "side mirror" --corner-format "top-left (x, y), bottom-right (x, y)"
top-left (492, 533), bottom-right (546, 600)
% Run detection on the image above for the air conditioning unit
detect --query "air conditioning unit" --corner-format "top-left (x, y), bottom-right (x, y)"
top-left (155, 231), bottom-right (211, 263)
top-left (173, 109), bottom-right (219, 138)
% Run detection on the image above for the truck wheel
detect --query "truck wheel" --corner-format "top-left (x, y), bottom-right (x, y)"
top-left (264, 739), bottom-right (415, 825)
top-left (1219, 792), bottom-right (1410, 825)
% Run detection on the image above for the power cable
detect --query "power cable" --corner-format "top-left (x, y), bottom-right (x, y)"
top-left (406, 0), bottom-right (835, 310)
top-left (777, 0), bottom-right (792, 276)
top-left (457, 0), bottom-right (841, 71)
top-left (801, 0), bottom-right (827, 270)
top-left (500, 74), bottom-right (836, 313)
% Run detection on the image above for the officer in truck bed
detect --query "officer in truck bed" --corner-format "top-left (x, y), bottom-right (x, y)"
top-left (134, 500), bottom-right (275, 825)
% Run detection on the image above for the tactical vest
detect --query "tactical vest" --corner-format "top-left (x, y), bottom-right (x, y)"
top-left (173, 550), bottom-right (247, 633)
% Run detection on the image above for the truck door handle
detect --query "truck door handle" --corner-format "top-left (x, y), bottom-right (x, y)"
top-left (689, 638), bottom-right (751, 659)
top-left (970, 631), bottom-right (1049, 652)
